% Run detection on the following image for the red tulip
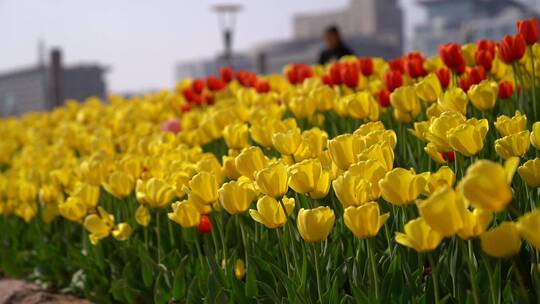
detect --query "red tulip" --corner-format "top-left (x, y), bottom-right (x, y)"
top-left (388, 58), bottom-right (405, 74)
top-left (220, 66), bottom-right (234, 83)
top-left (469, 66), bottom-right (486, 85)
top-left (358, 57), bottom-right (374, 76)
top-left (286, 64), bottom-right (314, 84)
top-left (477, 39), bottom-right (496, 56)
top-left (499, 34), bottom-right (527, 64)
top-left (204, 94), bottom-right (215, 105)
top-left (384, 70), bottom-right (403, 92)
top-left (517, 18), bottom-right (539, 46)
top-left (439, 43), bottom-right (466, 74)
top-left (443, 151), bottom-right (455, 162)
top-left (342, 63), bottom-right (360, 88)
top-left (181, 103), bottom-right (191, 113)
top-left (329, 63), bottom-right (343, 85)
top-left (436, 68), bottom-right (451, 88)
top-left (459, 75), bottom-right (473, 92)
top-left (192, 79), bottom-right (205, 95)
top-left (376, 90), bottom-right (391, 108)
top-left (403, 52), bottom-right (427, 78)
top-left (321, 74), bottom-right (334, 86)
top-left (475, 49), bottom-right (494, 71)
top-left (206, 76), bottom-right (226, 91)
top-left (255, 79), bottom-right (270, 93)
top-left (182, 87), bottom-right (202, 105)
top-left (197, 215), bottom-right (212, 234)
top-left (498, 81), bottom-right (514, 99)
top-left (236, 70), bottom-right (257, 87)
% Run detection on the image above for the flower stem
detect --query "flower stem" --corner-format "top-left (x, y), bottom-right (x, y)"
top-left (367, 238), bottom-right (380, 301)
top-left (428, 253), bottom-right (440, 304)
top-left (464, 240), bottom-right (480, 304)
top-left (156, 211), bottom-right (161, 262)
top-left (312, 244), bottom-right (323, 303)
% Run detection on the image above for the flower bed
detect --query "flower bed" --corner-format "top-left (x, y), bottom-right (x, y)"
top-left (0, 18), bottom-right (540, 304)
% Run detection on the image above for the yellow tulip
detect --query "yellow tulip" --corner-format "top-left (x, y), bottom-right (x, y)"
top-left (415, 73), bottom-right (442, 103)
top-left (328, 134), bottom-right (362, 170)
top-left (480, 222), bottom-right (521, 258)
top-left (530, 121), bottom-right (540, 149)
top-left (458, 157), bottom-right (519, 212)
top-left (424, 143), bottom-right (446, 164)
top-left (103, 171), bottom-right (135, 199)
top-left (423, 166), bottom-right (455, 196)
top-left (426, 111), bottom-right (466, 152)
top-left (311, 85), bottom-right (336, 112)
top-left (332, 160), bottom-right (385, 207)
top-left (410, 121), bottom-right (431, 142)
top-left (59, 196), bottom-right (88, 222)
top-left (112, 223), bottom-right (132, 241)
top-left (218, 180), bottom-right (257, 215)
top-left (495, 131), bottom-right (531, 159)
top-left (395, 218), bottom-right (444, 252)
top-left (344, 202), bottom-right (389, 239)
top-left (223, 123), bottom-right (249, 150)
top-left (235, 259), bottom-right (246, 280)
top-left (235, 146), bottom-right (269, 179)
top-left (354, 121), bottom-right (386, 136)
top-left (297, 206), bottom-right (335, 242)
top-left (518, 158), bottom-right (540, 187)
top-left (255, 162), bottom-right (289, 198)
top-left (447, 118), bottom-right (489, 156)
top-left (136, 178), bottom-right (175, 209)
top-left (357, 142), bottom-right (394, 172)
top-left (39, 184), bottom-right (64, 206)
top-left (288, 95), bottom-right (317, 120)
top-left (292, 127), bottom-right (328, 161)
top-left (186, 171), bottom-right (219, 207)
top-left (168, 200), bottom-right (201, 228)
top-left (516, 210), bottom-right (540, 250)
top-left (272, 128), bottom-right (302, 156)
top-left (379, 168), bottom-right (427, 206)
top-left (344, 92), bottom-right (380, 121)
top-left (468, 80), bottom-right (498, 111)
top-left (390, 85), bottom-right (421, 123)
top-left (461, 43), bottom-right (477, 66)
top-left (360, 129), bottom-right (397, 150)
top-left (437, 87), bottom-right (468, 115)
top-left (250, 118), bottom-right (296, 148)
top-left (83, 206), bottom-right (114, 245)
top-left (135, 205), bottom-right (151, 226)
top-left (457, 208), bottom-right (493, 240)
top-left (80, 158), bottom-right (113, 186)
top-left (494, 111), bottom-right (527, 136)
top-left (249, 195), bottom-right (295, 229)
top-left (118, 155), bottom-right (142, 180)
top-left (288, 159), bottom-right (331, 199)
top-left (222, 154), bottom-right (241, 180)
top-left (417, 186), bottom-right (467, 237)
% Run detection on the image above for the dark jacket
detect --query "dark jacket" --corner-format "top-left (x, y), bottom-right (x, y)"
top-left (318, 44), bottom-right (354, 64)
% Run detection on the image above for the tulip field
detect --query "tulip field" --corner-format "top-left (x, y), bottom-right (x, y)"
top-left (2, 19), bottom-right (540, 304)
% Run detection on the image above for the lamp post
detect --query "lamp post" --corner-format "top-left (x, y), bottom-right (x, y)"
top-left (212, 4), bottom-right (242, 67)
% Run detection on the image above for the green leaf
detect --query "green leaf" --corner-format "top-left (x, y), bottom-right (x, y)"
top-left (244, 262), bottom-right (258, 298)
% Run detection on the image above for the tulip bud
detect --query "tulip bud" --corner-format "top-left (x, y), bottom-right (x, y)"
top-left (480, 222), bottom-right (521, 258)
top-left (499, 34), bottom-right (526, 64)
top-left (395, 218), bottom-right (444, 252)
top-left (218, 180), bottom-right (257, 215)
top-left (168, 200), bottom-right (201, 228)
top-left (223, 123), bottom-right (249, 150)
top-left (468, 80), bottom-right (498, 111)
top-left (297, 206), bottom-right (335, 242)
top-left (256, 162), bottom-right (289, 198)
top-left (417, 186), bottom-right (467, 237)
top-left (379, 168), bottom-right (427, 206)
top-left (516, 209), bottom-right (540, 250)
top-left (344, 202), bottom-right (389, 239)
top-left (197, 215), bottom-right (212, 233)
top-left (530, 122), bottom-right (540, 149)
top-left (235, 146), bottom-right (269, 180)
top-left (112, 223), bottom-right (133, 241)
top-left (448, 118), bottom-right (489, 157)
top-left (415, 74), bottom-right (442, 104)
top-left (495, 131), bottom-right (531, 159)
top-left (249, 195), bottom-right (295, 229)
top-left (517, 18), bottom-right (539, 46)
top-left (458, 158), bottom-right (519, 212)
top-left (518, 158), bottom-right (540, 187)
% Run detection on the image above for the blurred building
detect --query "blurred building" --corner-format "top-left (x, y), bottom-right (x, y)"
top-left (176, 0), bottom-right (403, 79)
top-left (413, 0), bottom-right (537, 56)
top-left (0, 50), bottom-right (107, 116)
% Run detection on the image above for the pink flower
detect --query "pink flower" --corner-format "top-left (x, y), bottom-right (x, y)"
top-left (161, 118), bottom-right (181, 134)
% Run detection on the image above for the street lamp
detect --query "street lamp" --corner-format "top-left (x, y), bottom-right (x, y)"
top-left (212, 4), bottom-right (242, 67)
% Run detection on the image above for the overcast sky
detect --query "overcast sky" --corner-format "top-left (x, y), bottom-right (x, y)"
top-left (0, 0), bottom-right (424, 93)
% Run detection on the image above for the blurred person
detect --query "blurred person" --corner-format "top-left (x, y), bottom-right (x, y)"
top-left (318, 25), bottom-right (354, 64)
